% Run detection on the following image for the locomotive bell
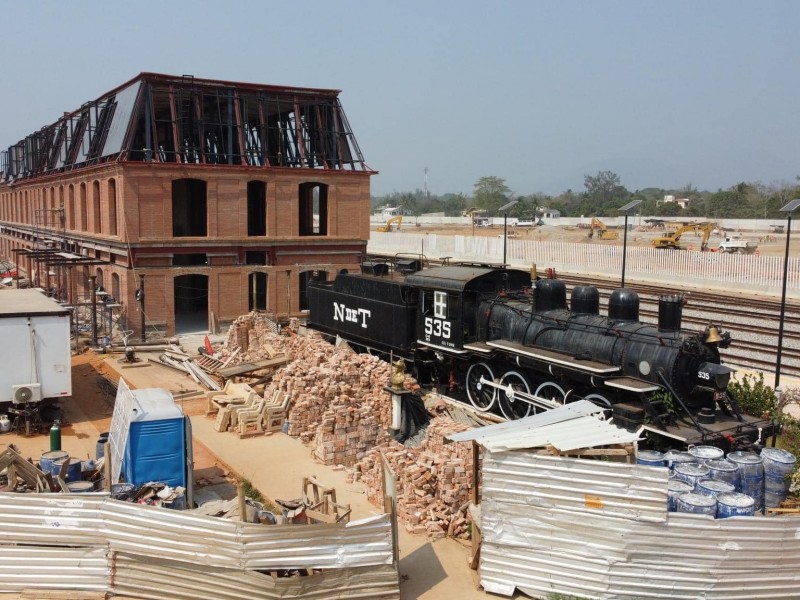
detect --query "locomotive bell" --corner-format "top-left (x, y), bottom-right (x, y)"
top-left (704, 325), bottom-right (723, 344)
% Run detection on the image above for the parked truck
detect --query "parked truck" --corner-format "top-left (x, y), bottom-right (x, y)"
top-left (716, 236), bottom-right (758, 254)
top-left (0, 289), bottom-right (71, 405)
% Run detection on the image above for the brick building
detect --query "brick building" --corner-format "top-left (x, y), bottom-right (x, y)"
top-left (0, 73), bottom-right (374, 337)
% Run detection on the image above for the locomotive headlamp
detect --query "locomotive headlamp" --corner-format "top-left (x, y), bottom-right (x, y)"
top-left (698, 362), bottom-right (734, 390)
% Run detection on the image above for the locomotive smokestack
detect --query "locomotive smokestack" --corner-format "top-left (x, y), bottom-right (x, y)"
top-left (658, 294), bottom-right (683, 332)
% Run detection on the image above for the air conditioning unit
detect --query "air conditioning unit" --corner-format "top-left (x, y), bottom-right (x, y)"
top-left (11, 383), bottom-right (42, 404)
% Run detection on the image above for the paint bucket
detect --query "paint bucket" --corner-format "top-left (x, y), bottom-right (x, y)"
top-left (716, 492), bottom-right (755, 518)
top-left (96, 432), bottom-right (110, 460)
top-left (696, 478), bottom-right (735, 499)
top-left (667, 480), bottom-right (693, 512)
top-left (673, 462), bottom-right (710, 490)
top-left (761, 447), bottom-right (797, 509)
top-left (664, 450), bottom-right (693, 472)
top-left (688, 445), bottom-right (724, 462)
top-left (66, 481), bottom-right (95, 494)
top-left (676, 492), bottom-right (717, 516)
top-left (51, 457), bottom-right (82, 483)
top-left (111, 483), bottom-right (136, 501)
top-left (39, 450), bottom-right (69, 475)
top-left (727, 451), bottom-right (764, 512)
top-left (704, 459), bottom-right (740, 490)
top-left (636, 450), bottom-right (666, 468)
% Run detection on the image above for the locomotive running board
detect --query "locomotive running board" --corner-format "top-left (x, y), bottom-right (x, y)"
top-left (416, 340), bottom-right (468, 354)
top-left (486, 340), bottom-right (619, 374)
top-left (604, 377), bottom-right (660, 393)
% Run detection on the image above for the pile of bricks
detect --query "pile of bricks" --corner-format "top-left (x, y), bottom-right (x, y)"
top-left (350, 417), bottom-right (475, 539)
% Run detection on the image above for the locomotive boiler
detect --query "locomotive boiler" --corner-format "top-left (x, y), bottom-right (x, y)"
top-left (307, 261), bottom-right (768, 449)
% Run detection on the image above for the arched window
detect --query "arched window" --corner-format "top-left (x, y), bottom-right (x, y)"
top-left (93, 180), bottom-right (101, 233)
top-left (79, 183), bottom-right (88, 231)
top-left (172, 178), bottom-right (207, 237)
top-left (108, 179), bottom-right (118, 235)
top-left (298, 182), bottom-right (328, 236)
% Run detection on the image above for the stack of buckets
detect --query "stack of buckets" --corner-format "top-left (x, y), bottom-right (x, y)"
top-left (638, 444), bottom-right (797, 518)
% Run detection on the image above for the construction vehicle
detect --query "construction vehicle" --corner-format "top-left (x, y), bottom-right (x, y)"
top-left (717, 236), bottom-right (758, 254)
top-left (588, 217), bottom-right (619, 240)
top-left (651, 222), bottom-right (716, 251)
top-left (376, 215), bottom-right (402, 232)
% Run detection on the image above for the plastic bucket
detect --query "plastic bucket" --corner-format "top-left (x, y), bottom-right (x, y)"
top-left (676, 492), bottom-right (717, 516)
top-left (664, 450), bottom-right (693, 472)
top-left (761, 448), bottom-right (797, 508)
top-left (51, 457), bottom-right (82, 483)
top-left (696, 478), bottom-right (735, 498)
top-left (636, 450), bottom-right (666, 468)
top-left (727, 451), bottom-right (764, 511)
top-left (688, 445), bottom-right (724, 461)
top-left (111, 483), bottom-right (136, 500)
top-left (40, 450), bottom-right (69, 475)
top-left (667, 480), bottom-right (693, 512)
top-left (717, 492), bottom-right (755, 518)
top-left (674, 462), bottom-right (710, 490)
top-left (96, 432), bottom-right (110, 460)
top-left (704, 459), bottom-right (740, 490)
top-left (66, 481), bottom-right (95, 494)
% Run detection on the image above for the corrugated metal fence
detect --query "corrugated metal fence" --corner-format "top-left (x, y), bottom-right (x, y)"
top-left (479, 452), bottom-right (800, 599)
top-left (369, 233), bottom-right (800, 294)
top-left (0, 493), bottom-right (399, 599)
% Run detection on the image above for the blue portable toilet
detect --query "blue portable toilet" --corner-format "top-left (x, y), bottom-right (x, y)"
top-left (123, 388), bottom-right (188, 489)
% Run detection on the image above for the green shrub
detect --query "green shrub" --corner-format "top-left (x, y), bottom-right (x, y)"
top-left (727, 372), bottom-right (777, 419)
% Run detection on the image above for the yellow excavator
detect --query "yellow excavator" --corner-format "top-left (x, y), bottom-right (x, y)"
top-left (651, 222), bottom-right (716, 250)
top-left (377, 215), bottom-right (402, 232)
top-left (588, 217), bottom-right (619, 240)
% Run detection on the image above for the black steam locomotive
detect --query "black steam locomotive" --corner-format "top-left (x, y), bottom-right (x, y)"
top-left (307, 261), bottom-right (770, 449)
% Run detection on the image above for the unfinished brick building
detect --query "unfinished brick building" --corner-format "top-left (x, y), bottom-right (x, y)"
top-left (0, 73), bottom-right (374, 337)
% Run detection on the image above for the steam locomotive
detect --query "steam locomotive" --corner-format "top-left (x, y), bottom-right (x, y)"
top-left (307, 260), bottom-right (770, 449)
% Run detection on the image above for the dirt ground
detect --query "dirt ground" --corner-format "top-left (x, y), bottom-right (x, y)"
top-left (389, 222), bottom-right (797, 257)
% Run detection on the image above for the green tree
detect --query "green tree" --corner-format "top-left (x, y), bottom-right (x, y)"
top-left (473, 176), bottom-right (511, 215)
top-left (582, 171), bottom-right (630, 215)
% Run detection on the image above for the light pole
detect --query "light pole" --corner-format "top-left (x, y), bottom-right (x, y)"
top-left (775, 198), bottom-right (800, 389)
top-left (499, 199), bottom-right (519, 267)
top-left (618, 199), bottom-right (642, 288)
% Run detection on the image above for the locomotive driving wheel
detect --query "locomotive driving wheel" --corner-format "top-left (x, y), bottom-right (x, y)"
top-left (466, 362), bottom-right (496, 411)
top-left (498, 371), bottom-right (533, 420)
top-left (535, 381), bottom-right (567, 406)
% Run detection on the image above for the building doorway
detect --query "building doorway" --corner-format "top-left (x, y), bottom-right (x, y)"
top-left (174, 274), bottom-right (208, 333)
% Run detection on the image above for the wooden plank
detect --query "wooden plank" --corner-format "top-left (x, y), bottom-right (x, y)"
top-left (216, 356), bottom-right (289, 378)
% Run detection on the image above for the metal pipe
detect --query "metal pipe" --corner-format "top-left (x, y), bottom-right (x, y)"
top-left (89, 275), bottom-right (98, 347)
top-left (775, 213), bottom-right (793, 389)
top-left (139, 274), bottom-right (145, 342)
top-left (621, 214), bottom-right (629, 287)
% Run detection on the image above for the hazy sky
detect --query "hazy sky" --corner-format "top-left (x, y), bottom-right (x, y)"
top-left (1, 1), bottom-right (798, 197)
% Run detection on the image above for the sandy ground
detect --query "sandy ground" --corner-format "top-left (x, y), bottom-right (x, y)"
top-left (388, 222), bottom-right (798, 257)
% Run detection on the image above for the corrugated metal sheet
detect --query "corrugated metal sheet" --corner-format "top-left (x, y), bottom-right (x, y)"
top-left (447, 399), bottom-right (642, 451)
top-left (479, 452), bottom-right (800, 599)
top-left (0, 493), bottom-right (398, 598)
top-left (111, 553), bottom-right (401, 600)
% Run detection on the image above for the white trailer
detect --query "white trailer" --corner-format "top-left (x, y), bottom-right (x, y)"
top-left (0, 289), bottom-right (71, 404)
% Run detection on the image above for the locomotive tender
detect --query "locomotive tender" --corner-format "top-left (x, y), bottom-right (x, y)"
top-left (307, 261), bottom-right (770, 449)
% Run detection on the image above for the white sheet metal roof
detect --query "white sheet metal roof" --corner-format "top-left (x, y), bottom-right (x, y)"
top-left (446, 399), bottom-right (642, 451)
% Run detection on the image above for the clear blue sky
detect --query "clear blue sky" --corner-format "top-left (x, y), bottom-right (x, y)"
top-left (1, 1), bottom-right (798, 197)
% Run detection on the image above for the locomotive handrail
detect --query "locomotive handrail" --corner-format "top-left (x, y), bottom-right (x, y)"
top-left (656, 369), bottom-right (704, 433)
top-left (479, 377), bottom-right (562, 412)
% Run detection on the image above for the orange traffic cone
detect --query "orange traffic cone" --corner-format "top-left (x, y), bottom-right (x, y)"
top-left (204, 335), bottom-right (213, 355)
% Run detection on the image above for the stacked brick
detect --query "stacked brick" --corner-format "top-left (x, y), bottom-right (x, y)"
top-left (350, 417), bottom-right (475, 539)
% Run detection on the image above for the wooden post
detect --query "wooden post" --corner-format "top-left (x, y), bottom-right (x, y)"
top-left (103, 442), bottom-right (112, 492)
top-left (237, 482), bottom-right (247, 522)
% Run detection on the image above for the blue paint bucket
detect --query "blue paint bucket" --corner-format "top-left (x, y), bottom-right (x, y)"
top-left (696, 478), bottom-right (735, 498)
top-left (636, 450), bottom-right (666, 468)
top-left (96, 432), bottom-right (110, 460)
top-left (664, 450), bottom-right (693, 472)
top-left (51, 457), bottom-right (82, 483)
top-left (40, 450), bottom-right (69, 475)
top-left (688, 445), bottom-right (724, 462)
top-left (704, 459), bottom-right (740, 490)
top-left (674, 462), bottom-right (710, 490)
top-left (667, 480), bottom-right (693, 512)
top-left (66, 481), bottom-right (95, 494)
top-left (717, 492), bottom-right (755, 518)
top-left (727, 451), bottom-right (764, 512)
top-left (676, 492), bottom-right (717, 516)
top-left (761, 448), bottom-right (797, 509)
